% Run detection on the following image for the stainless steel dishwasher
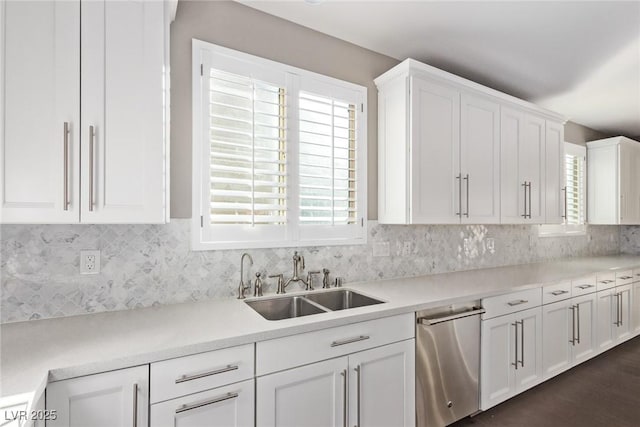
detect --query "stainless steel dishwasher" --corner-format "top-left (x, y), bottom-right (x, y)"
top-left (416, 303), bottom-right (485, 427)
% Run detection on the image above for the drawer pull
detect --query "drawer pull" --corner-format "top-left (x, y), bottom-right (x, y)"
top-left (175, 392), bottom-right (238, 414)
top-left (550, 290), bottom-right (569, 296)
top-left (577, 284), bottom-right (595, 290)
top-left (599, 279), bottom-right (614, 284)
top-left (175, 364), bottom-right (239, 384)
top-left (507, 299), bottom-right (528, 307)
top-left (331, 335), bottom-right (370, 347)
top-left (618, 276), bottom-right (633, 280)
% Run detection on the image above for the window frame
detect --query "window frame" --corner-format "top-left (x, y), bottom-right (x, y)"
top-left (191, 39), bottom-right (367, 250)
top-left (539, 142), bottom-right (587, 237)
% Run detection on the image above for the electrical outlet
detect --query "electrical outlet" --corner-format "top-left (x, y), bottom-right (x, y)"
top-left (80, 250), bottom-right (100, 275)
top-left (401, 241), bottom-right (412, 256)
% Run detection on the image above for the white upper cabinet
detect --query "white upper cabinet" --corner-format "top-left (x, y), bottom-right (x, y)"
top-left (587, 136), bottom-right (640, 225)
top-left (0, 0), bottom-right (172, 224)
top-left (375, 59), bottom-right (565, 225)
top-left (0, 0), bottom-right (80, 223)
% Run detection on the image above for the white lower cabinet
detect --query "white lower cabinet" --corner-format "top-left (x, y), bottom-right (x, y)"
top-left (480, 307), bottom-right (542, 410)
top-left (542, 293), bottom-right (597, 379)
top-left (46, 365), bottom-right (148, 427)
top-left (150, 379), bottom-right (254, 427)
top-left (596, 285), bottom-right (633, 353)
top-left (633, 279), bottom-right (640, 336)
top-left (256, 340), bottom-right (415, 427)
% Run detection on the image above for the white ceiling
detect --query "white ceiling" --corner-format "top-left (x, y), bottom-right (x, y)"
top-left (239, 1), bottom-right (640, 137)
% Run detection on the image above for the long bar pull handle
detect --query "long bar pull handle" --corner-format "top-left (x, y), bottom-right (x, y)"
top-left (175, 364), bottom-right (239, 384)
top-left (528, 182), bottom-right (532, 219)
top-left (331, 335), bottom-right (370, 347)
top-left (63, 122), bottom-right (70, 210)
top-left (507, 299), bottom-right (528, 307)
top-left (522, 181), bottom-right (528, 218)
top-left (569, 305), bottom-right (576, 346)
top-left (576, 303), bottom-right (581, 344)
top-left (355, 365), bottom-right (361, 427)
top-left (519, 320), bottom-right (525, 368)
top-left (175, 392), bottom-right (238, 414)
top-left (619, 293), bottom-right (623, 327)
top-left (464, 174), bottom-right (470, 218)
top-left (511, 322), bottom-right (518, 370)
top-left (417, 308), bottom-right (486, 326)
top-left (577, 284), bottom-right (595, 290)
top-left (89, 125), bottom-right (95, 212)
top-left (550, 290), bottom-right (569, 296)
top-left (456, 174), bottom-right (462, 217)
top-left (132, 383), bottom-right (138, 427)
top-left (341, 370), bottom-right (347, 427)
top-left (613, 293), bottom-right (620, 326)
top-left (562, 186), bottom-right (567, 220)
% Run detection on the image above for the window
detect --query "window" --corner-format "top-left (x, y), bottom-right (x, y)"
top-left (539, 143), bottom-right (586, 236)
top-left (192, 40), bottom-right (367, 250)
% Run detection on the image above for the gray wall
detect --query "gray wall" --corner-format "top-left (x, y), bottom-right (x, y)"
top-left (169, 0), bottom-right (609, 220)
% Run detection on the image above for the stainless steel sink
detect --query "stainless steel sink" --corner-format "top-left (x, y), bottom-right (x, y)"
top-left (245, 289), bottom-right (384, 320)
top-left (305, 289), bottom-right (384, 311)
top-left (245, 296), bottom-right (327, 321)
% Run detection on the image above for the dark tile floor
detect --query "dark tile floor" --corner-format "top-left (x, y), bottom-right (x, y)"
top-left (452, 336), bottom-right (640, 427)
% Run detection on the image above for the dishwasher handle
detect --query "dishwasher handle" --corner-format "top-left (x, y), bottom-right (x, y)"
top-left (418, 308), bottom-right (486, 326)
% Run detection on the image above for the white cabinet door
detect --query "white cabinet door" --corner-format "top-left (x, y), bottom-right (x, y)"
top-left (542, 300), bottom-right (572, 379)
top-left (151, 379), bottom-right (254, 427)
top-left (500, 107), bottom-right (527, 224)
top-left (410, 77), bottom-right (460, 224)
top-left (545, 120), bottom-right (564, 224)
top-left (0, 0), bottom-right (80, 223)
top-left (572, 293), bottom-right (598, 364)
top-left (619, 142), bottom-right (635, 225)
top-left (596, 289), bottom-right (616, 353)
top-left (348, 340), bottom-right (415, 427)
top-left (615, 285), bottom-right (633, 343)
top-left (460, 94), bottom-right (500, 224)
top-left (480, 313), bottom-right (517, 410)
top-left (521, 115), bottom-right (545, 223)
top-left (47, 365), bottom-right (148, 427)
top-left (257, 356), bottom-right (348, 427)
top-left (513, 307), bottom-right (543, 391)
top-left (81, 0), bottom-right (166, 224)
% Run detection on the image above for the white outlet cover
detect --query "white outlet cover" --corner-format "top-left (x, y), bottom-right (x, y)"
top-left (80, 250), bottom-right (100, 275)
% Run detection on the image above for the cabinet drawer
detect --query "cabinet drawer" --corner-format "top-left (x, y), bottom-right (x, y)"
top-left (572, 275), bottom-right (597, 296)
top-left (256, 313), bottom-right (414, 375)
top-left (151, 343), bottom-right (254, 404)
top-left (616, 270), bottom-right (634, 286)
top-left (596, 272), bottom-right (616, 291)
top-left (542, 281), bottom-right (572, 305)
top-left (482, 288), bottom-right (542, 319)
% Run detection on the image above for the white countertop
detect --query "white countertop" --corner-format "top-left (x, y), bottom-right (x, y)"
top-left (2, 254), bottom-right (639, 405)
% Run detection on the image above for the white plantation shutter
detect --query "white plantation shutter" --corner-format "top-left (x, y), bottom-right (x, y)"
top-left (298, 92), bottom-right (357, 225)
top-left (208, 69), bottom-right (286, 226)
top-left (564, 150), bottom-right (585, 225)
top-left (193, 42), bottom-right (367, 250)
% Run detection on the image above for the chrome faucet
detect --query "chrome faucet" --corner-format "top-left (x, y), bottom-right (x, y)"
top-left (322, 268), bottom-right (331, 289)
top-left (253, 272), bottom-right (264, 297)
top-left (237, 253), bottom-right (253, 299)
top-left (282, 251), bottom-right (308, 291)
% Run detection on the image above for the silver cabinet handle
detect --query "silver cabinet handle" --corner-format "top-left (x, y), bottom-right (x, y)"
top-left (175, 364), bottom-right (239, 384)
top-left (355, 365), bottom-right (361, 427)
top-left (599, 279), bottom-right (614, 284)
top-left (63, 122), bottom-right (70, 211)
top-left (576, 303), bottom-right (581, 344)
top-left (569, 305), bottom-right (576, 346)
top-left (511, 322), bottom-right (518, 370)
top-left (619, 276), bottom-right (633, 280)
top-left (618, 293), bottom-right (623, 327)
top-left (550, 290), bottom-right (569, 296)
top-left (417, 308), bottom-right (485, 326)
top-left (518, 320), bottom-right (524, 368)
top-left (561, 186), bottom-right (567, 220)
top-left (507, 299), bottom-right (528, 307)
top-left (331, 335), bottom-right (370, 347)
top-left (175, 392), bottom-right (238, 414)
top-left (132, 383), bottom-right (138, 427)
top-left (464, 174), bottom-right (470, 218)
top-left (613, 293), bottom-right (621, 326)
top-left (456, 174), bottom-right (462, 217)
top-left (528, 182), bottom-right (532, 219)
top-left (341, 370), bottom-right (347, 427)
top-left (89, 125), bottom-right (95, 212)
top-left (577, 284), bottom-right (595, 290)
top-left (521, 181), bottom-right (528, 218)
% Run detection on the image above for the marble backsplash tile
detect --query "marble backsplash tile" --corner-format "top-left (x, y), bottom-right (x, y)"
top-left (0, 220), bottom-right (620, 323)
top-left (620, 226), bottom-right (640, 254)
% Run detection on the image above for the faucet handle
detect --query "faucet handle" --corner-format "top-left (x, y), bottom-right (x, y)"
top-left (334, 277), bottom-right (344, 288)
top-left (269, 274), bottom-right (285, 294)
top-left (322, 268), bottom-right (330, 289)
top-left (306, 271), bottom-right (321, 291)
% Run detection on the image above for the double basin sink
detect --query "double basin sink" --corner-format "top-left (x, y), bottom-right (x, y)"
top-left (246, 289), bottom-right (384, 321)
